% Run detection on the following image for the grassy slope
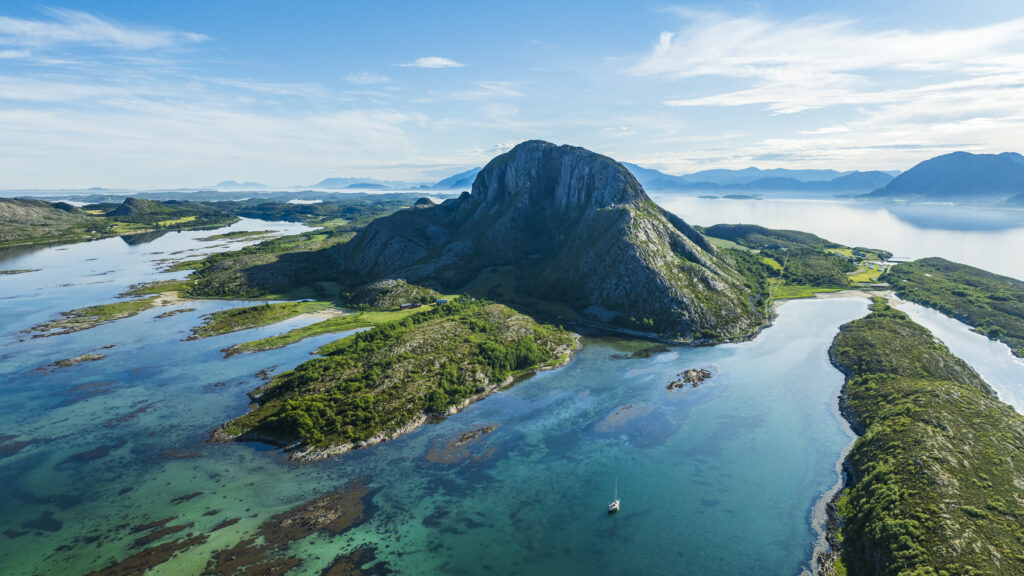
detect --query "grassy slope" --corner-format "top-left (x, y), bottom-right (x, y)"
top-left (700, 223), bottom-right (892, 301)
top-left (0, 198), bottom-right (238, 248)
top-left (0, 198), bottom-right (108, 247)
top-left (226, 305), bottom-right (444, 355)
top-left (179, 229), bottom-right (354, 300)
top-left (179, 198), bottom-right (417, 300)
top-left (189, 301), bottom-right (333, 339)
top-left (26, 297), bottom-right (160, 337)
top-left (1, 194), bottom-right (417, 250)
top-left (887, 257), bottom-right (1024, 357)
top-left (221, 299), bottom-right (577, 447)
top-left (27, 197), bottom-right (419, 342)
top-left (829, 299), bottom-right (1024, 575)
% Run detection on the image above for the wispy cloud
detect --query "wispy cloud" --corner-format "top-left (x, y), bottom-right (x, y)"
top-left (399, 56), bottom-right (464, 69)
top-left (0, 8), bottom-right (206, 50)
top-left (346, 71), bottom-right (391, 84)
top-left (449, 81), bottom-right (522, 101)
top-left (0, 48), bottom-right (30, 58)
top-left (635, 11), bottom-right (1024, 114)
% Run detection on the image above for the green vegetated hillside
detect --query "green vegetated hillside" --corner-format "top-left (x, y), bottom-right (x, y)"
top-left (1, 193), bottom-right (421, 250)
top-left (210, 194), bottom-right (418, 226)
top-left (219, 299), bottom-right (577, 450)
top-left (700, 223), bottom-right (891, 300)
top-left (179, 228), bottom-right (355, 299)
top-left (0, 197), bottom-right (238, 247)
top-left (829, 299), bottom-right (1024, 575)
top-left (888, 257), bottom-right (1024, 357)
top-left (189, 300), bottom-right (333, 339)
top-left (0, 198), bottom-right (109, 246)
top-left (176, 196), bottom-right (419, 300)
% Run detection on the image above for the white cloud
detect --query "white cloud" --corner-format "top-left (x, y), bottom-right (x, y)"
top-left (635, 11), bottom-right (1024, 115)
top-left (346, 71), bottom-right (391, 84)
top-left (0, 9), bottom-right (206, 50)
top-left (399, 56), bottom-right (464, 69)
top-left (449, 81), bottom-right (522, 101)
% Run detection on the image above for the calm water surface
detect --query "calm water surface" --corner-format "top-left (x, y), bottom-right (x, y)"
top-left (0, 217), bottom-right (871, 575)
top-left (2, 199), bottom-right (1022, 575)
top-left (896, 300), bottom-right (1024, 413)
top-left (655, 195), bottom-right (1024, 281)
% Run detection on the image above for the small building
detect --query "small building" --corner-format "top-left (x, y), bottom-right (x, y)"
top-left (399, 303), bottom-right (421, 310)
top-left (435, 298), bottom-right (449, 305)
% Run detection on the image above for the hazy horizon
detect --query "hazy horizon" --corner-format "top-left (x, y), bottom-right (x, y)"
top-left (3, 1), bottom-right (1024, 188)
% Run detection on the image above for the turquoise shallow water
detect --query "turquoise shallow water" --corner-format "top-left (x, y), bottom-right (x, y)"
top-left (0, 221), bottom-right (872, 575)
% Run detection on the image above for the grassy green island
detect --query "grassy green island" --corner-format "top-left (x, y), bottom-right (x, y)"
top-left (25, 296), bottom-right (161, 337)
top-left (217, 298), bottom-right (577, 457)
top-left (188, 300), bottom-right (335, 340)
top-left (222, 305), bottom-right (445, 356)
top-left (828, 298), bottom-right (1024, 575)
top-left (887, 257), bottom-right (1024, 357)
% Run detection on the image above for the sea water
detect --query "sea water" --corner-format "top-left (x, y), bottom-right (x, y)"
top-left (0, 219), bottom-right (872, 575)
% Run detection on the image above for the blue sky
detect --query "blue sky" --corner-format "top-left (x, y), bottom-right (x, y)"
top-left (2, 1), bottom-right (1024, 188)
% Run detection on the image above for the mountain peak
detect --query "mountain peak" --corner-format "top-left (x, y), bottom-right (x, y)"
top-left (335, 141), bottom-right (763, 341)
top-left (470, 140), bottom-right (647, 210)
top-left (868, 151), bottom-right (1024, 200)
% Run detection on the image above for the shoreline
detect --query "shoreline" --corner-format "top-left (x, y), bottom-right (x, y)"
top-left (781, 290), bottom-right (879, 575)
top-left (805, 390), bottom-right (858, 576)
top-left (774, 288), bottom-right (893, 309)
top-left (808, 318), bottom-right (869, 576)
top-left (215, 332), bottom-right (584, 462)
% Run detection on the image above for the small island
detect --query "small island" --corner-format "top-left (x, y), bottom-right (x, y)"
top-left (215, 298), bottom-right (578, 459)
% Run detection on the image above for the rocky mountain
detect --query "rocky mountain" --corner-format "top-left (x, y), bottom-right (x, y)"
top-left (215, 180), bottom-right (270, 189)
top-left (312, 176), bottom-right (416, 189)
top-left (740, 171), bottom-right (894, 192)
top-left (866, 151), bottom-right (1024, 201)
top-left (432, 167), bottom-right (481, 189)
top-left (624, 163), bottom-right (894, 192)
top-left (683, 166), bottom-right (849, 185)
top-left (334, 140), bottom-right (765, 341)
top-left (621, 162), bottom-right (690, 190)
top-left (820, 170), bottom-right (894, 191)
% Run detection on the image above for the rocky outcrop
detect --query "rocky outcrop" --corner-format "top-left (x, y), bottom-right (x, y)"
top-left (335, 140), bottom-right (764, 341)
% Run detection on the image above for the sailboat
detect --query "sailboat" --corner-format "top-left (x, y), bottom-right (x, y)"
top-left (608, 478), bottom-right (620, 513)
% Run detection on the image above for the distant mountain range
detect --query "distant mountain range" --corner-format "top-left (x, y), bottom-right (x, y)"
top-left (312, 177), bottom-right (421, 189)
top-left (35, 151), bottom-right (1024, 204)
top-left (865, 152), bottom-right (1024, 201)
top-left (215, 180), bottom-right (272, 189)
top-left (431, 167), bottom-right (481, 189)
top-left (308, 168), bottom-right (482, 191)
top-left (621, 162), bottom-right (897, 193)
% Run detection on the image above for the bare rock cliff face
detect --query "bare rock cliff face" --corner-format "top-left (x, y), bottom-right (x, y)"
top-left (336, 140), bottom-right (763, 340)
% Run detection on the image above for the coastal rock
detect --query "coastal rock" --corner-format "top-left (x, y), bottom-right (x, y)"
top-left (667, 367), bottom-right (713, 390)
